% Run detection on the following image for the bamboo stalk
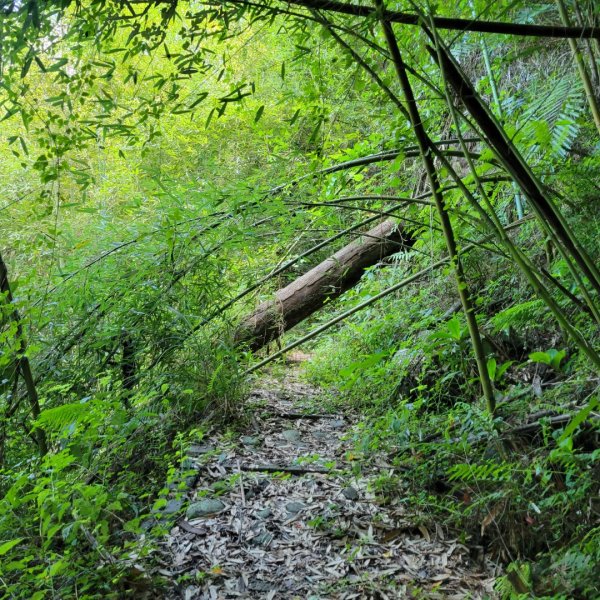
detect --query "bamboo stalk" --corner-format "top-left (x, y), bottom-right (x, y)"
top-left (571, 0), bottom-right (600, 88)
top-left (425, 36), bottom-right (600, 299)
top-left (255, 0), bottom-right (600, 39)
top-left (425, 22), bottom-right (600, 323)
top-left (374, 0), bottom-right (495, 413)
top-left (426, 23), bottom-right (600, 370)
top-left (0, 252), bottom-right (48, 457)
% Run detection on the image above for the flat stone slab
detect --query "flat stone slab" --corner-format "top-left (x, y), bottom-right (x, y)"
top-left (282, 429), bottom-right (301, 443)
top-left (241, 436), bottom-right (260, 447)
top-left (187, 444), bottom-right (215, 456)
top-left (342, 486), bottom-right (359, 501)
top-left (286, 501), bottom-right (306, 513)
top-left (186, 499), bottom-right (226, 519)
top-left (162, 499), bottom-right (183, 514)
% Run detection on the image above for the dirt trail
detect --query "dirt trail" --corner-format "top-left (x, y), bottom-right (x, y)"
top-left (158, 369), bottom-right (496, 598)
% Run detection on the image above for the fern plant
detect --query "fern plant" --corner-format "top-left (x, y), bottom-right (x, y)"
top-left (490, 299), bottom-right (548, 333)
top-left (513, 76), bottom-right (584, 163)
top-left (36, 402), bottom-right (91, 432)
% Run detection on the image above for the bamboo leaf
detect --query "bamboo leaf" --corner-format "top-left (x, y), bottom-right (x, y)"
top-left (559, 397), bottom-right (599, 443)
top-left (254, 105), bottom-right (265, 123)
top-left (21, 50), bottom-right (33, 78)
top-left (0, 538), bottom-right (23, 556)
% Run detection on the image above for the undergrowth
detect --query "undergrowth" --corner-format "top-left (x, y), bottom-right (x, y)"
top-left (304, 239), bottom-right (600, 599)
top-left (0, 338), bottom-right (245, 598)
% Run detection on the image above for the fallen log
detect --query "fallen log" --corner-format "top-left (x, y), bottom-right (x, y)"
top-left (235, 219), bottom-right (414, 351)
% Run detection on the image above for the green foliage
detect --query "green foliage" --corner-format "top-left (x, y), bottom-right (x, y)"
top-left (0, 0), bottom-right (599, 596)
top-left (305, 234), bottom-right (599, 596)
top-left (486, 357), bottom-right (514, 383)
top-left (513, 76), bottom-right (584, 161)
top-left (490, 300), bottom-right (548, 333)
top-left (36, 401), bottom-right (91, 431)
top-left (529, 348), bottom-right (567, 371)
top-left (339, 389), bottom-right (600, 597)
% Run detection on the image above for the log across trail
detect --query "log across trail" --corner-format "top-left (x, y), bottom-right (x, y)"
top-left (235, 219), bottom-right (415, 351)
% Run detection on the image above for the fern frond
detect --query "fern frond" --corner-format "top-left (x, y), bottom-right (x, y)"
top-left (37, 402), bottom-right (90, 431)
top-left (448, 460), bottom-right (512, 482)
top-left (490, 299), bottom-right (547, 333)
top-left (515, 76), bottom-right (583, 160)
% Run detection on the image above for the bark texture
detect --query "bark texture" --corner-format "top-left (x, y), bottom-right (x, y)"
top-left (235, 219), bottom-right (414, 351)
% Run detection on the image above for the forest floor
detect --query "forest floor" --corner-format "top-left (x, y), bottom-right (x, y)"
top-left (156, 365), bottom-right (497, 599)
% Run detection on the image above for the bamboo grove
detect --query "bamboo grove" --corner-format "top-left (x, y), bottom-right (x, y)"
top-left (0, 0), bottom-right (599, 597)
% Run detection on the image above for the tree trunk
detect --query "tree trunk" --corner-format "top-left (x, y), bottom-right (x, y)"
top-left (235, 219), bottom-right (414, 351)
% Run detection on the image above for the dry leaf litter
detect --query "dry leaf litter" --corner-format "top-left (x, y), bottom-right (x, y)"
top-left (156, 369), bottom-right (497, 599)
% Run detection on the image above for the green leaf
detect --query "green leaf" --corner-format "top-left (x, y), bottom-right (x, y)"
top-left (0, 538), bottom-right (23, 556)
top-left (288, 108), bottom-right (300, 126)
top-left (189, 92), bottom-right (209, 109)
top-left (205, 108), bottom-right (215, 129)
top-left (496, 360), bottom-right (514, 381)
top-left (486, 358), bottom-right (497, 381)
top-left (547, 348), bottom-right (566, 370)
top-left (153, 498), bottom-right (167, 511)
top-left (559, 397), bottom-right (598, 443)
top-left (529, 349), bottom-right (566, 370)
top-left (1, 107), bottom-right (20, 123)
top-left (528, 351), bottom-right (550, 365)
top-left (308, 118), bottom-right (323, 145)
top-left (48, 558), bottom-right (67, 576)
top-left (446, 316), bottom-right (462, 340)
top-left (19, 136), bottom-right (29, 156)
top-left (21, 51), bottom-right (34, 78)
top-left (254, 105), bottom-right (265, 124)
top-left (46, 57), bottom-right (69, 72)
top-left (339, 351), bottom-right (388, 390)
top-left (36, 402), bottom-right (89, 431)
top-left (34, 56), bottom-right (46, 72)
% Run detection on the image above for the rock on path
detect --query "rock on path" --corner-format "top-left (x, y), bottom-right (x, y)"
top-left (157, 371), bottom-right (495, 599)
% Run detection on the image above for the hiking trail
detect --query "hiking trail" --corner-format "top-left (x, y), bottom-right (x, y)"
top-left (157, 367), bottom-right (496, 598)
